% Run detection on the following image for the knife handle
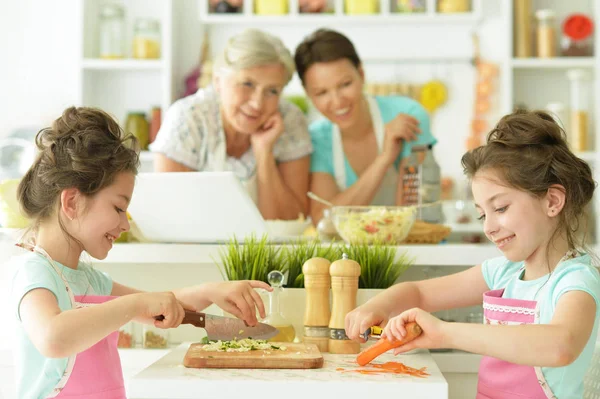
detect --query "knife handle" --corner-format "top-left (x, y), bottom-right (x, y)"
top-left (154, 310), bottom-right (206, 328)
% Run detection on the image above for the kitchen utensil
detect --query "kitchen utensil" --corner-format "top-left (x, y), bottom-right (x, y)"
top-left (183, 342), bottom-right (324, 369)
top-left (361, 325), bottom-right (383, 341)
top-left (302, 257), bottom-right (331, 352)
top-left (156, 311), bottom-right (279, 341)
top-left (328, 253), bottom-right (361, 354)
top-left (401, 144), bottom-right (442, 223)
top-left (307, 191), bottom-right (334, 207)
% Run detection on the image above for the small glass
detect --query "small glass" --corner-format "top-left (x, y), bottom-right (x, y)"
top-left (98, 3), bottom-right (125, 59)
top-left (133, 19), bottom-right (161, 59)
top-left (118, 322), bottom-right (135, 348)
top-left (143, 325), bottom-right (169, 349)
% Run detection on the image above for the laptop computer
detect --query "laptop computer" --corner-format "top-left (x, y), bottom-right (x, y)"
top-left (128, 172), bottom-right (267, 243)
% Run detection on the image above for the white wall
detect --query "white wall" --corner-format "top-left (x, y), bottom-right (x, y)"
top-left (0, 0), bottom-right (80, 138)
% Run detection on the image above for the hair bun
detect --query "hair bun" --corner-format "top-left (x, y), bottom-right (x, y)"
top-left (487, 109), bottom-right (567, 149)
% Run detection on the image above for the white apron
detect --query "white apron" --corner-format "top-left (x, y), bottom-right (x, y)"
top-left (332, 96), bottom-right (398, 205)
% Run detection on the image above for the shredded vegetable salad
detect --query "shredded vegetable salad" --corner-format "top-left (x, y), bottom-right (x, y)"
top-left (335, 207), bottom-right (416, 244)
top-left (200, 338), bottom-right (288, 353)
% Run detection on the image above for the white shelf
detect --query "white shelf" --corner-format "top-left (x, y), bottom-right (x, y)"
top-left (95, 242), bottom-right (501, 266)
top-left (82, 59), bottom-right (165, 71)
top-left (199, 13), bottom-right (481, 24)
top-left (511, 57), bottom-right (595, 69)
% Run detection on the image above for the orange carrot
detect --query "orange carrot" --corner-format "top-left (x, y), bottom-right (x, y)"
top-left (356, 322), bottom-right (423, 366)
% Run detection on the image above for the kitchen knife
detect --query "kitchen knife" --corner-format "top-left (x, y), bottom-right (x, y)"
top-left (155, 310), bottom-right (279, 341)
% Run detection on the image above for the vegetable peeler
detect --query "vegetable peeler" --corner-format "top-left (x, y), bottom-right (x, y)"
top-left (361, 326), bottom-right (383, 341)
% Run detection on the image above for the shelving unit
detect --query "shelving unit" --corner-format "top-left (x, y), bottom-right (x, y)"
top-left (75, 0), bottom-right (174, 126)
top-left (500, 0), bottom-right (599, 243)
top-left (199, 0), bottom-right (483, 24)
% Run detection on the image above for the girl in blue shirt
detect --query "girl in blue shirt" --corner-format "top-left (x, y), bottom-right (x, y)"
top-left (294, 29), bottom-right (437, 223)
top-left (346, 110), bottom-right (600, 399)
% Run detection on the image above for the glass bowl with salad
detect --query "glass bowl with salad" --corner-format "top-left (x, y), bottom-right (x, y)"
top-left (332, 206), bottom-right (417, 244)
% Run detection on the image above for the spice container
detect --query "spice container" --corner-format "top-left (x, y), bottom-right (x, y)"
top-left (437, 0), bottom-right (470, 13)
top-left (98, 3), bottom-right (125, 59)
top-left (316, 209), bottom-right (341, 241)
top-left (535, 9), bottom-right (557, 58)
top-left (545, 102), bottom-right (567, 132)
top-left (143, 325), bottom-right (169, 349)
top-left (566, 69), bottom-right (590, 152)
top-left (118, 322), bottom-right (135, 348)
top-left (561, 14), bottom-right (594, 57)
top-left (513, 0), bottom-right (532, 57)
top-left (133, 19), bottom-right (161, 59)
top-left (125, 112), bottom-right (149, 150)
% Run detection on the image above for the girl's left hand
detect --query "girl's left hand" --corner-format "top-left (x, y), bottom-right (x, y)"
top-left (208, 280), bottom-right (273, 327)
top-left (250, 112), bottom-right (284, 156)
top-left (382, 308), bottom-right (448, 354)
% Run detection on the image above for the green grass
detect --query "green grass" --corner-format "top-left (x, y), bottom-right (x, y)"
top-left (215, 236), bottom-right (414, 289)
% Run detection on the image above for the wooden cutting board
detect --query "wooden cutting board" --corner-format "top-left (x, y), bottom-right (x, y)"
top-left (183, 342), bottom-right (324, 369)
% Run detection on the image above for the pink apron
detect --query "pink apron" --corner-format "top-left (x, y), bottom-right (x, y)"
top-left (29, 246), bottom-right (126, 399)
top-left (477, 288), bottom-right (556, 399)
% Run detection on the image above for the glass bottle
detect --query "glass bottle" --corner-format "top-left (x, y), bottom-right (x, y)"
top-left (133, 19), bottom-right (161, 59)
top-left (261, 270), bottom-right (296, 342)
top-left (98, 3), bottom-right (125, 59)
top-left (535, 9), bottom-right (557, 58)
top-left (316, 209), bottom-right (341, 241)
top-left (125, 112), bottom-right (149, 150)
top-left (566, 69), bottom-right (590, 152)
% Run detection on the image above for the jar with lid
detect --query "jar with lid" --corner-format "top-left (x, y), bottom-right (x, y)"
top-left (566, 69), bottom-right (590, 152)
top-left (125, 112), bottom-right (149, 150)
top-left (535, 9), bottom-right (557, 58)
top-left (118, 322), bottom-right (136, 348)
top-left (98, 3), bottom-right (125, 59)
top-left (545, 102), bottom-right (567, 132)
top-left (561, 14), bottom-right (594, 57)
top-left (316, 209), bottom-right (341, 241)
top-left (133, 19), bottom-right (161, 59)
top-left (143, 325), bottom-right (169, 349)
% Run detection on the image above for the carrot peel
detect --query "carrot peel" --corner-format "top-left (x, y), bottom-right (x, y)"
top-left (356, 322), bottom-right (422, 366)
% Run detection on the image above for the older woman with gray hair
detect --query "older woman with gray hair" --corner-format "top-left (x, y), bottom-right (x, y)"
top-left (151, 29), bottom-right (312, 220)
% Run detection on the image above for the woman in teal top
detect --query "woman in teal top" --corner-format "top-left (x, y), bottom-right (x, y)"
top-left (294, 29), bottom-right (437, 223)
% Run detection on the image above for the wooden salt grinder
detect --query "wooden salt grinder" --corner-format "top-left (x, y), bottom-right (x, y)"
top-left (302, 257), bottom-right (331, 352)
top-left (328, 253), bottom-right (361, 354)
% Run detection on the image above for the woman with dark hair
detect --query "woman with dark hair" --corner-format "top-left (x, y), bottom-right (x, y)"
top-left (295, 29), bottom-right (437, 223)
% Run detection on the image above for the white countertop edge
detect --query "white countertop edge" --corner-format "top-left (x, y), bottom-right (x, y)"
top-left (0, 348), bottom-right (482, 373)
top-left (99, 243), bottom-right (501, 266)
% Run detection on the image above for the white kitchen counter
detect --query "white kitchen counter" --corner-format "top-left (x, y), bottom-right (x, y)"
top-left (127, 343), bottom-right (449, 399)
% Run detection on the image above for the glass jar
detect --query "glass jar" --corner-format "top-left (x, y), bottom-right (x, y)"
top-left (561, 14), bottom-right (594, 57)
top-left (437, 0), bottom-right (470, 13)
top-left (133, 19), bottom-right (161, 59)
top-left (118, 322), bottom-right (135, 348)
top-left (99, 3), bottom-right (125, 59)
top-left (566, 69), bottom-right (590, 152)
top-left (545, 102), bottom-right (567, 132)
top-left (261, 271), bottom-right (296, 342)
top-left (316, 209), bottom-right (341, 241)
top-left (143, 325), bottom-right (169, 349)
top-left (535, 9), bottom-right (557, 58)
top-left (125, 112), bottom-right (149, 150)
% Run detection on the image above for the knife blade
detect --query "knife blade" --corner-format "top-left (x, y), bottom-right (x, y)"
top-left (156, 310), bottom-right (279, 341)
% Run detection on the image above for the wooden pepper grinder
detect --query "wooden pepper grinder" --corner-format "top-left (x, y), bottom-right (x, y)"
top-left (328, 253), bottom-right (361, 354)
top-left (302, 257), bottom-right (331, 352)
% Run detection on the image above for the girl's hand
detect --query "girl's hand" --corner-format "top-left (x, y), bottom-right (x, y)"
top-left (380, 114), bottom-right (421, 166)
top-left (383, 308), bottom-right (448, 354)
top-left (345, 304), bottom-right (389, 342)
top-left (134, 291), bottom-right (191, 329)
top-left (207, 280), bottom-right (273, 327)
top-left (250, 112), bottom-right (284, 156)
